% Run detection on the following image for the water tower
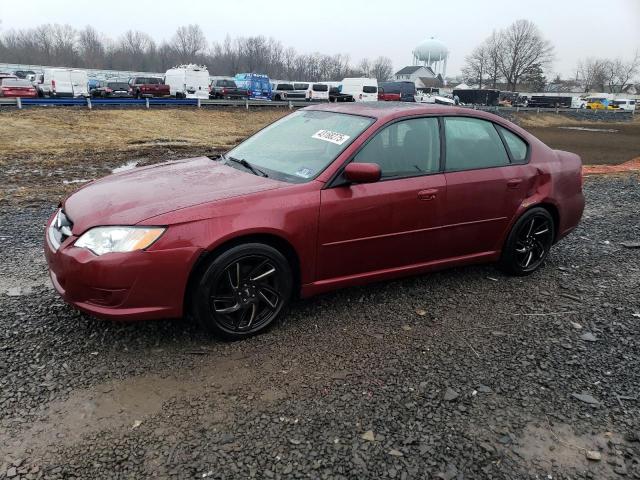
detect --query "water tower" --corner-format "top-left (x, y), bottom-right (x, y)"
top-left (412, 37), bottom-right (449, 78)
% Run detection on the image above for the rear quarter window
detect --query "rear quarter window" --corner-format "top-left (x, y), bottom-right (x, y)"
top-left (497, 126), bottom-right (528, 163)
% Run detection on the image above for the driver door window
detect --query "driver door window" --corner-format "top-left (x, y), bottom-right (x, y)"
top-left (353, 117), bottom-right (441, 178)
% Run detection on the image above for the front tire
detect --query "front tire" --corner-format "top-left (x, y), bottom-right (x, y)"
top-left (499, 207), bottom-right (555, 276)
top-left (192, 243), bottom-right (293, 340)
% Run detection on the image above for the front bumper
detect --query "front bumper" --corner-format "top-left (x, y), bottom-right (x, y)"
top-left (44, 217), bottom-right (201, 321)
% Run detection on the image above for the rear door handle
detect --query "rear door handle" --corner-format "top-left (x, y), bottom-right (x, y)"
top-left (418, 189), bottom-right (438, 201)
top-left (507, 178), bottom-right (523, 189)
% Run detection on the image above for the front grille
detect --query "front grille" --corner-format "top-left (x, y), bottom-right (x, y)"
top-left (48, 209), bottom-right (73, 251)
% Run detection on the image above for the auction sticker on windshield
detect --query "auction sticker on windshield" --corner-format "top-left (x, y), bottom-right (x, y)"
top-left (294, 167), bottom-right (315, 179)
top-left (312, 130), bottom-right (350, 145)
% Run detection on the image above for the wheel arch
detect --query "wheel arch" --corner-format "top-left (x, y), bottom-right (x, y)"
top-left (499, 200), bottom-right (561, 254)
top-left (183, 233), bottom-right (302, 316)
top-left (534, 202), bottom-right (560, 243)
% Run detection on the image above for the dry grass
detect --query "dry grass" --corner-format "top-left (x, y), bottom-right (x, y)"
top-left (517, 112), bottom-right (640, 128)
top-left (0, 108), bottom-right (289, 159)
top-left (0, 108), bottom-right (290, 204)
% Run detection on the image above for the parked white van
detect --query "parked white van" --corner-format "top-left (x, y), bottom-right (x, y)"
top-left (164, 64), bottom-right (210, 99)
top-left (570, 96), bottom-right (587, 109)
top-left (612, 98), bottom-right (637, 111)
top-left (340, 78), bottom-right (378, 102)
top-left (305, 83), bottom-right (330, 101)
top-left (38, 68), bottom-right (89, 97)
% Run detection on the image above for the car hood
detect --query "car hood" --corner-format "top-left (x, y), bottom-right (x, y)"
top-left (64, 157), bottom-right (285, 234)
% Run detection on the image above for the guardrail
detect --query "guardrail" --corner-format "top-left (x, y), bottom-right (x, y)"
top-left (0, 97), bottom-right (319, 109)
top-left (0, 97), bottom-right (635, 115)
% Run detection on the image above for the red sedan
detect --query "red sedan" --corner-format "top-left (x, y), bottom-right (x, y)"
top-left (0, 78), bottom-right (37, 98)
top-left (45, 104), bottom-right (584, 339)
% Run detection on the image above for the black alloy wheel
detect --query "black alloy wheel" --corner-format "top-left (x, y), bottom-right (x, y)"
top-left (193, 244), bottom-right (292, 339)
top-left (499, 207), bottom-right (555, 276)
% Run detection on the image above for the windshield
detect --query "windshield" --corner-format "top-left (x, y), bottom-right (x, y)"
top-left (226, 110), bottom-right (374, 183)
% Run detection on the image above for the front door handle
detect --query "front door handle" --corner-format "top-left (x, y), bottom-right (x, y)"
top-left (418, 189), bottom-right (438, 201)
top-left (507, 178), bottom-right (523, 189)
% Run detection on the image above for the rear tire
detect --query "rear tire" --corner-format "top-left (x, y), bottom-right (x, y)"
top-left (499, 207), bottom-right (555, 276)
top-left (192, 243), bottom-right (293, 340)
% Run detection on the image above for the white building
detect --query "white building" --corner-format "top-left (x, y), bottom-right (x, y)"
top-left (393, 66), bottom-right (443, 90)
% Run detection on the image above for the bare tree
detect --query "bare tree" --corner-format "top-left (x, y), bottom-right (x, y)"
top-left (485, 31), bottom-right (503, 88)
top-left (0, 21), bottom-right (374, 80)
top-left (462, 30), bottom-right (503, 89)
top-left (603, 52), bottom-right (640, 92)
top-left (357, 58), bottom-right (371, 77)
top-left (498, 19), bottom-right (554, 91)
top-left (113, 30), bottom-right (156, 70)
top-left (78, 26), bottom-right (105, 67)
top-left (171, 24), bottom-right (207, 62)
top-left (282, 47), bottom-right (297, 79)
top-left (462, 44), bottom-right (489, 88)
top-left (50, 24), bottom-right (77, 64)
top-left (577, 57), bottom-right (607, 92)
top-left (32, 24), bottom-right (55, 63)
top-left (370, 56), bottom-right (393, 81)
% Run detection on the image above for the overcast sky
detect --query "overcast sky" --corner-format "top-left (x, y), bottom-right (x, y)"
top-left (1, 0), bottom-right (638, 77)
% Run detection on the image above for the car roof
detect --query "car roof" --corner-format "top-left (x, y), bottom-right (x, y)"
top-left (305, 102), bottom-right (478, 120)
top-left (303, 102), bottom-right (533, 139)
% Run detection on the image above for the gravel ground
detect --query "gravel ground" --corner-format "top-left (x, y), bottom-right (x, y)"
top-left (1, 175), bottom-right (639, 479)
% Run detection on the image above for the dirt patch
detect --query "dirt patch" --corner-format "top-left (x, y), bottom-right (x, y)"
top-left (584, 157), bottom-right (640, 175)
top-left (0, 352), bottom-right (288, 461)
top-left (522, 116), bottom-right (640, 165)
top-left (512, 420), bottom-right (631, 477)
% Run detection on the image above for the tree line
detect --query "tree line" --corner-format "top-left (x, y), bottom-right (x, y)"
top-left (0, 23), bottom-right (394, 81)
top-left (461, 19), bottom-right (638, 92)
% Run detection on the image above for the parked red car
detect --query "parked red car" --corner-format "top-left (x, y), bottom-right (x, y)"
top-left (0, 78), bottom-right (37, 98)
top-left (45, 104), bottom-right (584, 339)
top-left (378, 87), bottom-right (402, 101)
top-left (128, 76), bottom-right (170, 98)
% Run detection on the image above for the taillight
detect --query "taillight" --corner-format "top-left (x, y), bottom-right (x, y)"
top-left (51, 79), bottom-right (56, 92)
top-left (359, 93), bottom-right (363, 99)
top-left (222, 88), bottom-right (228, 94)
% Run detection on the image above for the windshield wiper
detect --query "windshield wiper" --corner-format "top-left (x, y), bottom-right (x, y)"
top-left (226, 156), bottom-right (268, 177)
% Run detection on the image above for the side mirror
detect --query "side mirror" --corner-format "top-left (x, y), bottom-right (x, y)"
top-left (343, 163), bottom-right (381, 184)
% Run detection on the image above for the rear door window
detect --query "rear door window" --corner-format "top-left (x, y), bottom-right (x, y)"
top-left (363, 86), bottom-right (377, 94)
top-left (444, 117), bottom-right (509, 171)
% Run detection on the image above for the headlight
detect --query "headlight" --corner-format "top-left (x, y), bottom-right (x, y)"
top-left (74, 227), bottom-right (165, 256)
